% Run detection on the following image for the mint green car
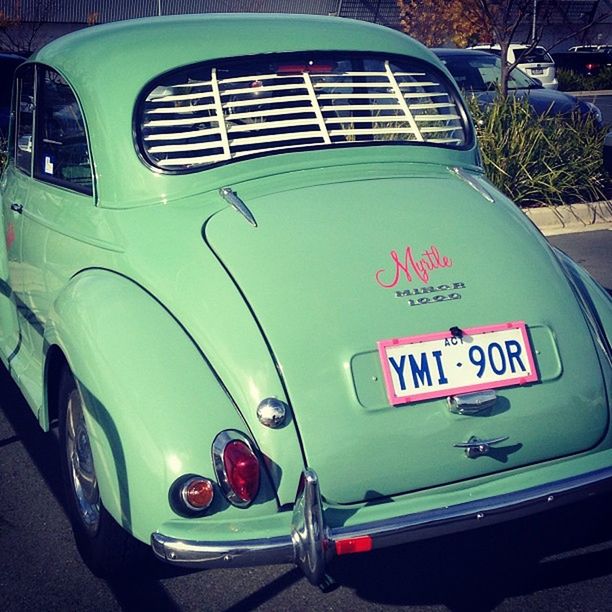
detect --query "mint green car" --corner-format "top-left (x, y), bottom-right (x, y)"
top-left (0, 14), bottom-right (611, 586)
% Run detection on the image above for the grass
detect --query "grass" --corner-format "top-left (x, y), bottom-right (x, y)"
top-left (467, 94), bottom-right (607, 207)
top-left (558, 67), bottom-right (612, 92)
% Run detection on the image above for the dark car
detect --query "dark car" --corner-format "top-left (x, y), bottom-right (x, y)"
top-left (552, 51), bottom-right (612, 76)
top-left (0, 53), bottom-right (25, 140)
top-left (433, 48), bottom-right (603, 126)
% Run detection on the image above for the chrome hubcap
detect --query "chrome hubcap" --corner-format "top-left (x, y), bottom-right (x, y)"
top-left (65, 388), bottom-right (100, 535)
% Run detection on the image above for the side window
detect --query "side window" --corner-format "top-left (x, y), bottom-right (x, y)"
top-left (15, 65), bottom-right (35, 173)
top-left (34, 68), bottom-right (93, 195)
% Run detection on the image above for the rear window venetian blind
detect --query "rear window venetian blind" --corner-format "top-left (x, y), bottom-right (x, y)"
top-left (138, 54), bottom-right (467, 170)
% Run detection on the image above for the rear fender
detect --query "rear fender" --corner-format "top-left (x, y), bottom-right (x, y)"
top-left (44, 269), bottom-right (278, 543)
top-left (553, 248), bottom-right (612, 367)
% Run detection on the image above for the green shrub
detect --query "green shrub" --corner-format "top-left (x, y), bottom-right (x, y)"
top-left (467, 94), bottom-right (607, 207)
top-left (558, 66), bottom-right (612, 92)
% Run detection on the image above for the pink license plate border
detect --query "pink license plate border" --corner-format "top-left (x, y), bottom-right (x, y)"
top-left (377, 321), bottom-right (539, 406)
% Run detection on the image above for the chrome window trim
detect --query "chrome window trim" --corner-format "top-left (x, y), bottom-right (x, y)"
top-left (135, 51), bottom-right (473, 174)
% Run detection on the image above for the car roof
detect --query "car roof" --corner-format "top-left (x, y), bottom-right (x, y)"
top-left (31, 13), bottom-right (439, 92)
top-left (0, 52), bottom-right (26, 62)
top-left (433, 48), bottom-right (497, 58)
top-left (24, 14), bottom-right (463, 208)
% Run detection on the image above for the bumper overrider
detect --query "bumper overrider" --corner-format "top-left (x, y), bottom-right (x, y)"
top-left (152, 466), bottom-right (612, 586)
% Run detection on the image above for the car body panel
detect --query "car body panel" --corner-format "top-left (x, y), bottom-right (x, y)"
top-left (29, 14), bottom-right (443, 208)
top-left (205, 170), bottom-right (608, 503)
top-left (45, 269), bottom-right (282, 542)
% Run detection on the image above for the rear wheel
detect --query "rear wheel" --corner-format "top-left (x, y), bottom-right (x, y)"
top-left (58, 367), bottom-right (150, 577)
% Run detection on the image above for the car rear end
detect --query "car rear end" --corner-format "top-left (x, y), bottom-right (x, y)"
top-left (513, 45), bottom-right (558, 89)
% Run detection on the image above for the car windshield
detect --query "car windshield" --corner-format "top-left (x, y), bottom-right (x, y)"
top-left (440, 54), bottom-right (537, 92)
top-left (137, 52), bottom-right (468, 171)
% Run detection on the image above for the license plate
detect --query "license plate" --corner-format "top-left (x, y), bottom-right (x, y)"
top-left (531, 68), bottom-right (544, 75)
top-left (377, 322), bottom-right (538, 405)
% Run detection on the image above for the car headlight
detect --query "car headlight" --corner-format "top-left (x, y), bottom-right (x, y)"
top-left (581, 101), bottom-right (603, 127)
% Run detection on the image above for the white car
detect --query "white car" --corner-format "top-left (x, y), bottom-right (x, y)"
top-left (470, 44), bottom-right (558, 89)
top-left (569, 44), bottom-right (612, 54)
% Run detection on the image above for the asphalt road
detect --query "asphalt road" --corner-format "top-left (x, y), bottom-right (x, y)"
top-left (0, 230), bottom-right (611, 611)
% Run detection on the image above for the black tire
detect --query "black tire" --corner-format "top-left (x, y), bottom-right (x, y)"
top-left (58, 367), bottom-right (150, 578)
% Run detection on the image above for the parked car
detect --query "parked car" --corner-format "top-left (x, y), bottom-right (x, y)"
top-left (0, 52), bottom-right (25, 140)
top-left (569, 44), bottom-right (612, 54)
top-left (470, 43), bottom-right (558, 89)
top-left (1, 15), bottom-right (611, 587)
top-left (552, 50), bottom-right (612, 77)
top-left (434, 48), bottom-right (603, 126)
top-left (605, 130), bottom-right (612, 176)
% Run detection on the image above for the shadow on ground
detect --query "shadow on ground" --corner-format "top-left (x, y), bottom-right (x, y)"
top-left (2, 363), bottom-right (611, 611)
top-left (328, 492), bottom-right (612, 611)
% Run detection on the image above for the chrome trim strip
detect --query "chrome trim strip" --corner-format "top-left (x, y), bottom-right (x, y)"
top-left (151, 465), bottom-right (612, 581)
top-left (449, 166), bottom-right (495, 202)
top-left (152, 532), bottom-right (294, 567)
top-left (219, 187), bottom-right (257, 228)
top-left (448, 390), bottom-right (497, 415)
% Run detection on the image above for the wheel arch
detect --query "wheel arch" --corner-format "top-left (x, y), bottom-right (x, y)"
top-left (43, 268), bottom-right (278, 543)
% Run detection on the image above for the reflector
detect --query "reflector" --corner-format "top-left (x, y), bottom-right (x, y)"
top-left (335, 536), bottom-right (373, 555)
top-left (183, 478), bottom-right (214, 510)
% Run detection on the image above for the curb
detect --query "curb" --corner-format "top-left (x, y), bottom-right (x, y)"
top-left (522, 201), bottom-right (612, 236)
top-left (568, 89), bottom-right (612, 97)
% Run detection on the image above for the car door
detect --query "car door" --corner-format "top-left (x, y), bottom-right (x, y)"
top-left (18, 66), bottom-right (95, 378)
top-left (1, 63), bottom-right (95, 411)
top-left (0, 63), bottom-right (34, 364)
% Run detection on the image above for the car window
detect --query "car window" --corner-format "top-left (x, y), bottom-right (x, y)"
top-left (34, 68), bottom-right (93, 195)
top-left (15, 65), bottom-right (35, 173)
top-left (137, 52), bottom-right (468, 171)
top-left (516, 47), bottom-right (553, 63)
top-left (441, 55), bottom-right (535, 91)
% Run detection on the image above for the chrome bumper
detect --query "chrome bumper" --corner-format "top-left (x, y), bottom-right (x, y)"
top-left (151, 466), bottom-right (612, 585)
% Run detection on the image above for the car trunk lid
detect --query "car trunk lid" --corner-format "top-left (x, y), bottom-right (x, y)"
top-left (205, 171), bottom-right (608, 504)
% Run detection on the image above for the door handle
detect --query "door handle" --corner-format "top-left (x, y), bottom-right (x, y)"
top-left (454, 435), bottom-right (509, 458)
top-left (10, 203), bottom-right (23, 213)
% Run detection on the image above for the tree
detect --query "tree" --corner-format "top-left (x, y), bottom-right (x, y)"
top-left (0, 0), bottom-right (56, 55)
top-left (396, 0), bottom-right (487, 47)
top-left (397, 0), bottom-right (612, 95)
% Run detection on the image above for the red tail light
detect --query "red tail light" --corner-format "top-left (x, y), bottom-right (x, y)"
top-left (223, 440), bottom-right (260, 505)
top-left (213, 431), bottom-right (261, 507)
top-left (585, 63), bottom-right (599, 72)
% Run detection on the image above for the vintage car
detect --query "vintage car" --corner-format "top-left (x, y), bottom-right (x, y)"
top-left (0, 14), bottom-right (611, 587)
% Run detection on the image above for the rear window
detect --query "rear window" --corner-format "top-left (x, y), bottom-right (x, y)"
top-left (516, 47), bottom-right (553, 64)
top-left (136, 53), bottom-right (468, 171)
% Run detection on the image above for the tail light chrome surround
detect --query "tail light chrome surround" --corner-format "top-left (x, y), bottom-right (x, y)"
top-left (212, 430), bottom-right (260, 508)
